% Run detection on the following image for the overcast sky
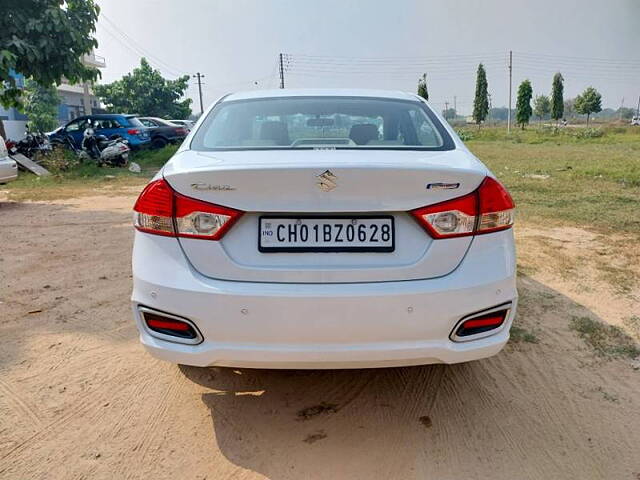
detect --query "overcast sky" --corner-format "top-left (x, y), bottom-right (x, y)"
top-left (94, 0), bottom-right (640, 115)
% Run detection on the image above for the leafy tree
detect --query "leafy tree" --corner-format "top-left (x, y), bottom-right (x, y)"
top-left (617, 107), bottom-right (635, 120)
top-left (94, 58), bottom-right (192, 118)
top-left (564, 98), bottom-right (576, 119)
top-left (551, 73), bottom-right (564, 123)
top-left (515, 80), bottom-right (533, 129)
top-left (417, 74), bottom-right (429, 101)
top-left (533, 94), bottom-right (551, 122)
top-left (22, 79), bottom-right (60, 133)
top-left (0, 0), bottom-right (99, 109)
top-left (574, 87), bottom-right (602, 126)
top-left (488, 107), bottom-right (509, 121)
top-left (472, 64), bottom-right (489, 126)
top-left (442, 107), bottom-right (456, 120)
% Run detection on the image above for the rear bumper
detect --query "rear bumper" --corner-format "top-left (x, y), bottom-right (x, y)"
top-left (0, 158), bottom-right (18, 183)
top-left (131, 230), bottom-right (517, 369)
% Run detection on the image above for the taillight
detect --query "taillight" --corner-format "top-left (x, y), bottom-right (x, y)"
top-left (127, 128), bottom-right (140, 135)
top-left (175, 127), bottom-right (187, 136)
top-left (133, 178), bottom-right (243, 240)
top-left (411, 176), bottom-right (514, 238)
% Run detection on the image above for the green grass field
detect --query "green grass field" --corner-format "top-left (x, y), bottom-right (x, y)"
top-left (4, 127), bottom-right (640, 235)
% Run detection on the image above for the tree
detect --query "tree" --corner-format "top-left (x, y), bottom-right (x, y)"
top-left (574, 87), bottom-right (602, 126)
top-left (472, 64), bottom-right (489, 126)
top-left (0, 0), bottom-right (99, 109)
top-left (564, 98), bottom-right (576, 119)
top-left (533, 94), bottom-right (551, 123)
top-left (551, 73), bottom-right (564, 123)
top-left (22, 79), bottom-right (60, 133)
top-left (515, 80), bottom-right (533, 129)
top-left (442, 107), bottom-right (456, 120)
top-left (417, 74), bottom-right (429, 101)
top-left (94, 59), bottom-right (192, 118)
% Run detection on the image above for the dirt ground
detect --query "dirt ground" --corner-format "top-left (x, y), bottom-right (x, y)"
top-left (1, 191), bottom-right (639, 480)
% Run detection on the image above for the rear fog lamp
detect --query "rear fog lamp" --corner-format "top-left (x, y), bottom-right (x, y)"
top-left (451, 305), bottom-right (511, 342)
top-left (139, 307), bottom-right (202, 344)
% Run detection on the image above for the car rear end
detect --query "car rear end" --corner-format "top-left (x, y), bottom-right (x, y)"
top-left (0, 136), bottom-right (18, 184)
top-left (131, 91), bottom-right (517, 369)
top-left (121, 116), bottom-right (151, 148)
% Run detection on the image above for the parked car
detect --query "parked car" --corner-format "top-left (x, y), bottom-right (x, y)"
top-left (131, 89), bottom-right (517, 369)
top-left (0, 135), bottom-right (18, 184)
top-left (48, 114), bottom-right (151, 150)
top-left (168, 119), bottom-right (195, 131)
top-left (136, 117), bottom-right (188, 149)
top-left (631, 116), bottom-right (640, 126)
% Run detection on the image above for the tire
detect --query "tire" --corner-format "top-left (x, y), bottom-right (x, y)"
top-left (151, 137), bottom-right (168, 149)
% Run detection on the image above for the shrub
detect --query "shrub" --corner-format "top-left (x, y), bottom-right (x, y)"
top-left (573, 128), bottom-right (605, 139)
top-left (39, 147), bottom-right (79, 172)
top-left (456, 129), bottom-right (474, 141)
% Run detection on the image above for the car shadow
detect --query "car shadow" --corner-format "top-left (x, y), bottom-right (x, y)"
top-left (179, 275), bottom-right (640, 479)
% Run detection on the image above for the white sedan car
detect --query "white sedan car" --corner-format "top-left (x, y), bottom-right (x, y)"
top-left (131, 89), bottom-right (517, 369)
top-left (0, 135), bottom-right (18, 184)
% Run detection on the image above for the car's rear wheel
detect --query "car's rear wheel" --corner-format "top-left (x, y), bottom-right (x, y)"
top-left (151, 137), bottom-right (168, 149)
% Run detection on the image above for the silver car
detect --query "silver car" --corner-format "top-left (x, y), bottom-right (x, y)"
top-left (0, 136), bottom-right (18, 184)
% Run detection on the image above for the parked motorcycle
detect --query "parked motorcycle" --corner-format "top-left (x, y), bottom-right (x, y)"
top-left (8, 125), bottom-right (52, 159)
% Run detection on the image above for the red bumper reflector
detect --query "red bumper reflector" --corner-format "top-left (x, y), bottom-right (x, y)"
top-left (456, 309), bottom-right (508, 337)
top-left (461, 314), bottom-right (505, 330)
top-left (146, 318), bottom-right (191, 331)
top-left (142, 311), bottom-right (197, 339)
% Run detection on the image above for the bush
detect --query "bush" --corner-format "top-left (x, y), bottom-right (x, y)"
top-left (455, 129), bottom-right (474, 141)
top-left (573, 127), bottom-right (605, 139)
top-left (39, 147), bottom-right (79, 172)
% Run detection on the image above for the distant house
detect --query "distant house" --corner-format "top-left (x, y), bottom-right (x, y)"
top-left (57, 52), bottom-right (107, 122)
top-left (0, 52), bottom-right (106, 140)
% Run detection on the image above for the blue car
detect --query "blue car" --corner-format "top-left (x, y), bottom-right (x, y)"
top-left (49, 114), bottom-right (151, 149)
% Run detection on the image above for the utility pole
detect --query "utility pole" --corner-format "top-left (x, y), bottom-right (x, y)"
top-left (619, 97), bottom-right (625, 120)
top-left (507, 50), bottom-right (512, 134)
top-left (193, 72), bottom-right (205, 115)
top-left (444, 101), bottom-right (449, 120)
top-left (279, 53), bottom-right (285, 89)
top-left (636, 95), bottom-right (640, 118)
top-left (453, 96), bottom-right (457, 117)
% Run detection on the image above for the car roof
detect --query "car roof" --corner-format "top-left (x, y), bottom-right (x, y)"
top-left (222, 88), bottom-right (420, 103)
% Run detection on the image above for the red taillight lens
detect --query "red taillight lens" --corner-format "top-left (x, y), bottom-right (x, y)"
top-left (411, 176), bottom-right (514, 238)
top-left (175, 127), bottom-right (187, 136)
top-left (133, 179), bottom-right (243, 240)
top-left (133, 179), bottom-right (175, 236)
top-left (476, 176), bottom-right (515, 234)
top-left (127, 128), bottom-right (140, 135)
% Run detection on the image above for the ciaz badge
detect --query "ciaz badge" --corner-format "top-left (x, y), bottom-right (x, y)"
top-left (426, 182), bottom-right (460, 190)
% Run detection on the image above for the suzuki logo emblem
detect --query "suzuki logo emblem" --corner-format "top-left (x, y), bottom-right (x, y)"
top-left (316, 170), bottom-right (337, 192)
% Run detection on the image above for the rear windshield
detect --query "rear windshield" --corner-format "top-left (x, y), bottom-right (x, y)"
top-left (190, 96), bottom-right (453, 151)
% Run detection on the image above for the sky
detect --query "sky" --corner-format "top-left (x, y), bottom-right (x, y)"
top-left (94, 0), bottom-right (640, 116)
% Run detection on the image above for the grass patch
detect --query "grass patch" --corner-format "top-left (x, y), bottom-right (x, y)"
top-left (569, 315), bottom-right (640, 359)
top-left (510, 325), bottom-right (539, 344)
top-left (623, 316), bottom-right (640, 340)
top-left (3, 145), bottom-right (177, 201)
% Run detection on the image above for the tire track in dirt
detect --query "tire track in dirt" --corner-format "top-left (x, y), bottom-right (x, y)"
top-left (0, 378), bottom-right (43, 429)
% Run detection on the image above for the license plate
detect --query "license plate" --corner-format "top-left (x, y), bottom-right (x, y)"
top-left (259, 216), bottom-right (394, 252)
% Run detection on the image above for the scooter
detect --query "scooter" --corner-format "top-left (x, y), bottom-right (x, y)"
top-left (81, 121), bottom-right (130, 167)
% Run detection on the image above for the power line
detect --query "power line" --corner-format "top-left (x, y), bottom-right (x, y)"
top-left (100, 14), bottom-right (188, 77)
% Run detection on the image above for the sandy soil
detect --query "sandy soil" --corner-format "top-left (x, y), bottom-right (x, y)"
top-left (0, 193), bottom-right (639, 480)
